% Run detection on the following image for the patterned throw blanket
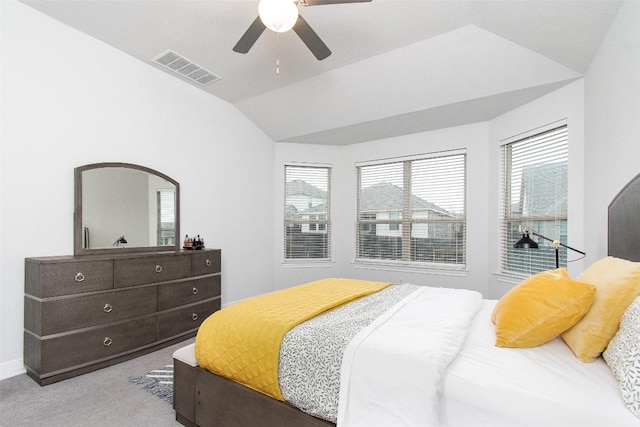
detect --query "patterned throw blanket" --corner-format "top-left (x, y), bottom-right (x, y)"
top-left (279, 284), bottom-right (420, 422)
top-left (194, 278), bottom-right (391, 401)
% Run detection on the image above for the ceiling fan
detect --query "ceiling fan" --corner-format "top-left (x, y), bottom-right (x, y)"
top-left (233, 0), bottom-right (372, 61)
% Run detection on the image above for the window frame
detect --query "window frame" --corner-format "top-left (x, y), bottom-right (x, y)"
top-left (156, 189), bottom-right (176, 246)
top-left (499, 123), bottom-right (569, 277)
top-left (283, 163), bottom-right (332, 263)
top-left (355, 150), bottom-right (467, 269)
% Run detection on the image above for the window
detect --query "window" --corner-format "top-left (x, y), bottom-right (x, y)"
top-left (356, 151), bottom-right (466, 266)
top-left (284, 164), bottom-right (331, 261)
top-left (157, 189), bottom-right (176, 246)
top-left (389, 212), bottom-right (401, 231)
top-left (500, 125), bottom-right (568, 276)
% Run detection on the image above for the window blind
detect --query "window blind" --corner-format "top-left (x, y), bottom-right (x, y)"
top-left (500, 125), bottom-right (568, 276)
top-left (284, 164), bottom-right (331, 261)
top-left (157, 189), bottom-right (176, 246)
top-left (356, 151), bottom-right (466, 266)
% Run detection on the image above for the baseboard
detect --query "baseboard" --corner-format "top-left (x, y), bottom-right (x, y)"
top-left (1, 358), bottom-right (26, 381)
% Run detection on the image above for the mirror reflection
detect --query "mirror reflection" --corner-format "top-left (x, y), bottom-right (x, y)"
top-left (75, 163), bottom-right (179, 254)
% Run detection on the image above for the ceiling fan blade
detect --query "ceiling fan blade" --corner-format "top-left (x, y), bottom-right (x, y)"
top-left (233, 16), bottom-right (266, 54)
top-left (293, 15), bottom-right (331, 60)
top-left (303, 0), bottom-right (372, 5)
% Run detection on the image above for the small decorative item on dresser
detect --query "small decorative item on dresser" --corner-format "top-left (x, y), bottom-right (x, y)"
top-left (183, 234), bottom-right (205, 250)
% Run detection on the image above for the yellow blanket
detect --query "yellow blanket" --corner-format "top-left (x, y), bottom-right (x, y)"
top-left (195, 278), bottom-right (391, 401)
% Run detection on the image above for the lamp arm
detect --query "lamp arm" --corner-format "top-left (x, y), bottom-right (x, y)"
top-left (527, 229), bottom-right (586, 256)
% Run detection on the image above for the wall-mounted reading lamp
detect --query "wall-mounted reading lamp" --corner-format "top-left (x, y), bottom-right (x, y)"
top-left (112, 235), bottom-right (128, 246)
top-left (514, 228), bottom-right (585, 269)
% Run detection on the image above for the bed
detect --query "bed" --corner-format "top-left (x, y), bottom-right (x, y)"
top-left (173, 172), bottom-right (640, 427)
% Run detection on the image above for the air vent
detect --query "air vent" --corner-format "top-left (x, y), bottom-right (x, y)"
top-left (152, 50), bottom-right (220, 86)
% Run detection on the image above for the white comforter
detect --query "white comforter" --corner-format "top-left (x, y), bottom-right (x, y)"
top-left (440, 300), bottom-right (640, 427)
top-left (337, 286), bottom-right (482, 427)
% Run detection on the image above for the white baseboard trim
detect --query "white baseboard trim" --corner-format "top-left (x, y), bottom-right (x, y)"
top-left (1, 358), bottom-right (26, 381)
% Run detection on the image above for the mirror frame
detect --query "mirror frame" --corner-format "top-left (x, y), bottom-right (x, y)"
top-left (74, 162), bottom-right (180, 255)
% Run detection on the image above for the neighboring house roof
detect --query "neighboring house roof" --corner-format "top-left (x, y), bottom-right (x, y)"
top-left (286, 179), bottom-right (327, 199)
top-left (286, 180), bottom-right (328, 219)
top-left (287, 181), bottom-right (454, 218)
top-left (359, 182), bottom-right (453, 217)
top-left (300, 203), bottom-right (328, 215)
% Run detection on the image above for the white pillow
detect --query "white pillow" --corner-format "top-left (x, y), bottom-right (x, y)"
top-left (603, 295), bottom-right (640, 419)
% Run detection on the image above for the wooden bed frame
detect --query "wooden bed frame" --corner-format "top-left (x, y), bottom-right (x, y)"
top-left (173, 172), bottom-right (640, 427)
top-left (174, 358), bottom-right (333, 427)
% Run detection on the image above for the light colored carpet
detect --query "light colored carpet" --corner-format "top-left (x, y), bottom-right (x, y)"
top-left (0, 338), bottom-right (193, 427)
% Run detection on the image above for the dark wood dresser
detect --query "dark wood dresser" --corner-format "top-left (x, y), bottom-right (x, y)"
top-left (24, 249), bottom-right (221, 385)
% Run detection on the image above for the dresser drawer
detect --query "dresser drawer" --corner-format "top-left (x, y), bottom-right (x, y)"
top-left (34, 287), bottom-right (157, 336)
top-left (25, 259), bottom-right (113, 298)
top-left (37, 317), bottom-right (157, 374)
top-left (191, 250), bottom-right (221, 277)
top-left (157, 300), bottom-right (220, 340)
top-left (114, 254), bottom-right (190, 288)
top-left (157, 276), bottom-right (221, 311)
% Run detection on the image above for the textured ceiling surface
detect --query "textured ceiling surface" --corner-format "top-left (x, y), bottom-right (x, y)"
top-left (23, 0), bottom-right (622, 144)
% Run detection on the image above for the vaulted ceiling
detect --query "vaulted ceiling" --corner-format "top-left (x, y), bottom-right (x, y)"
top-left (22, 0), bottom-right (622, 145)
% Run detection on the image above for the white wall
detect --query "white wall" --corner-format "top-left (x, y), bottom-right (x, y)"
top-left (584, 1), bottom-right (640, 265)
top-left (0, 1), bottom-right (275, 379)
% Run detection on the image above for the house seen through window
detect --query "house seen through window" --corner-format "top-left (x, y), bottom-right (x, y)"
top-left (500, 124), bottom-right (568, 276)
top-left (356, 151), bottom-right (466, 267)
top-left (284, 164), bottom-right (331, 261)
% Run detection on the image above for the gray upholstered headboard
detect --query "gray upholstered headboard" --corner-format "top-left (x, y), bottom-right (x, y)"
top-left (608, 172), bottom-right (640, 262)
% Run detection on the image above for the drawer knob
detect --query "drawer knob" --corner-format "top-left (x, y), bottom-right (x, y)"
top-left (75, 272), bottom-right (85, 283)
top-left (155, 265), bottom-right (163, 273)
top-left (205, 259), bottom-right (212, 267)
top-left (103, 303), bottom-right (113, 313)
top-left (192, 313), bottom-right (198, 321)
top-left (103, 337), bottom-right (112, 347)
top-left (192, 287), bottom-right (198, 295)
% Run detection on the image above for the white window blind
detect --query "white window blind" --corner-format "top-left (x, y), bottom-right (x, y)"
top-left (356, 151), bottom-right (466, 266)
top-left (500, 125), bottom-right (568, 276)
top-left (284, 164), bottom-right (331, 261)
top-left (157, 189), bottom-right (176, 246)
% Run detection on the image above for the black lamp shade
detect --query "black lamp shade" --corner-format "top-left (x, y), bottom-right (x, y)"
top-left (514, 232), bottom-right (539, 249)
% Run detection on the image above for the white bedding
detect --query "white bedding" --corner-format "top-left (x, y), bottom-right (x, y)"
top-left (441, 300), bottom-right (640, 427)
top-left (176, 288), bottom-right (639, 426)
top-left (337, 292), bottom-right (639, 427)
top-left (337, 286), bottom-right (483, 427)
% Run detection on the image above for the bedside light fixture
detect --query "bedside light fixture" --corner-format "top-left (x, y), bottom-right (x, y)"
top-left (514, 228), bottom-right (585, 269)
top-left (259, 0), bottom-right (299, 33)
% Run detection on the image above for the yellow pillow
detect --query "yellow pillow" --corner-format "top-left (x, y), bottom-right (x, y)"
top-left (492, 268), bottom-right (596, 348)
top-left (561, 256), bottom-right (640, 362)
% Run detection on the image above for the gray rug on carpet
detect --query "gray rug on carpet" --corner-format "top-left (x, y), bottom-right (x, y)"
top-left (129, 364), bottom-right (174, 404)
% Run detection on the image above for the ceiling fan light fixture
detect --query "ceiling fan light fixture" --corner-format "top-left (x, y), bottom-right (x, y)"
top-left (258, 0), bottom-right (299, 33)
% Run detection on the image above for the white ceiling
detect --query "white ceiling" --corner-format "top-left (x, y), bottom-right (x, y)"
top-left (22, 0), bottom-right (622, 145)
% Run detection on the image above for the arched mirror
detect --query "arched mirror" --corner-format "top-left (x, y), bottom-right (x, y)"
top-left (74, 163), bottom-right (180, 255)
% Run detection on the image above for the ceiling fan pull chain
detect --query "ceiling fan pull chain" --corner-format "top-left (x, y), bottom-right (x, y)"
top-left (276, 33), bottom-right (281, 75)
